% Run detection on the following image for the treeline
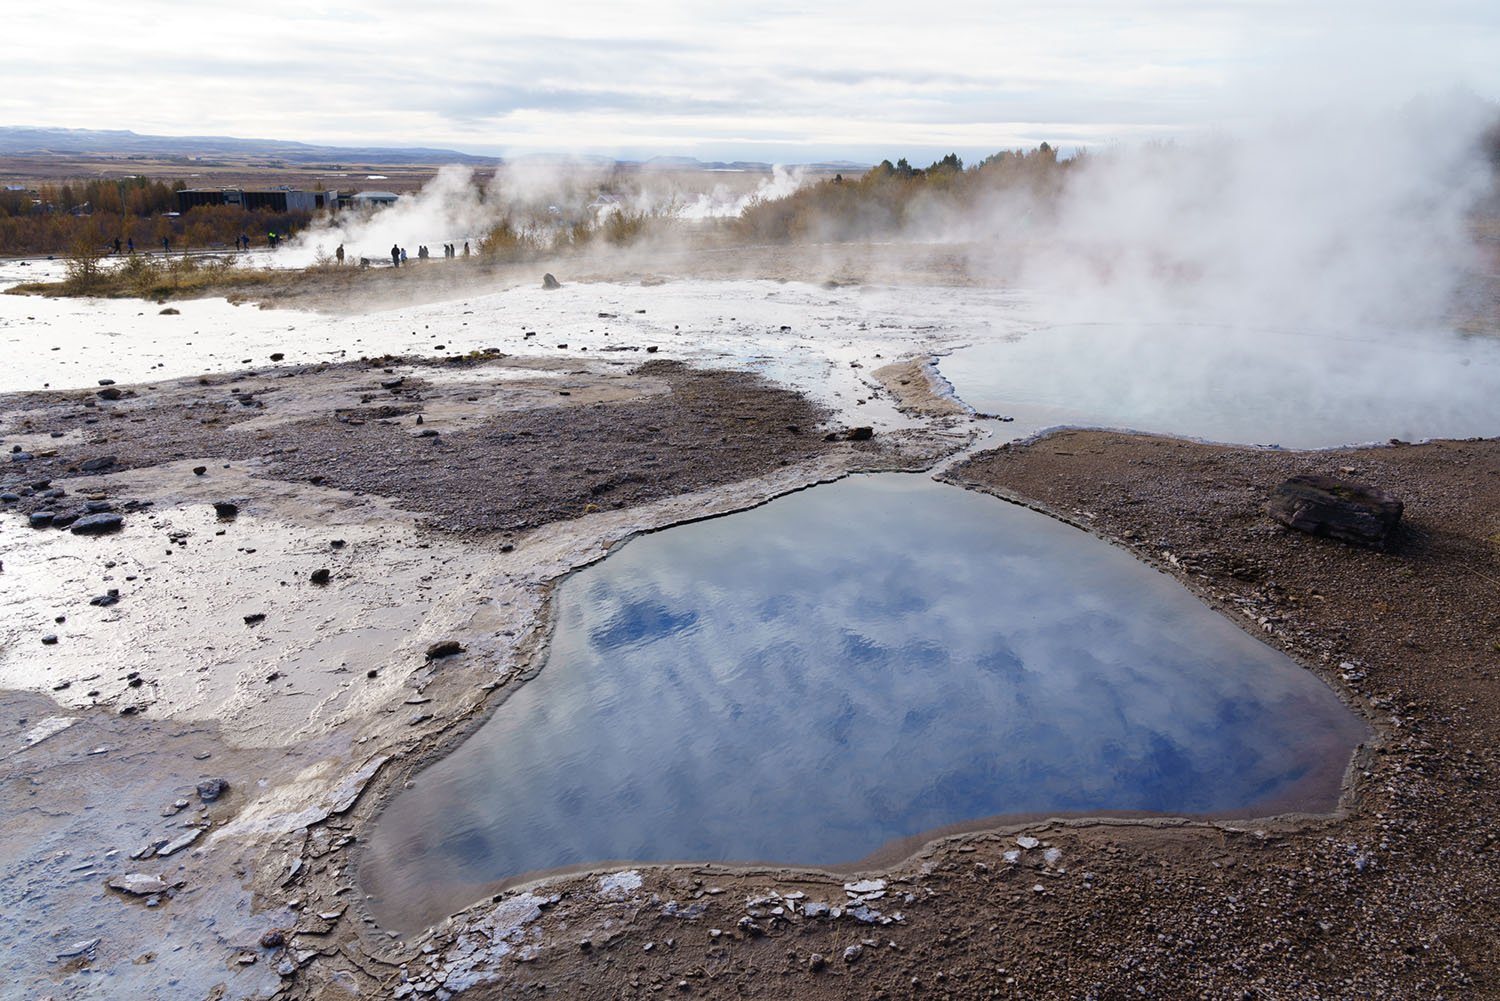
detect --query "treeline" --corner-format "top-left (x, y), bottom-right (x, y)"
top-left (0, 176), bottom-right (183, 218)
top-left (0, 175), bottom-right (313, 254)
top-left (477, 207), bottom-right (672, 261)
top-left (0, 203), bottom-right (313, 255)
top-left (735, 145), bottom-right (1079, 242)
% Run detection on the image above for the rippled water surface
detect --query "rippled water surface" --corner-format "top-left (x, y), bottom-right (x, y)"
top-left (361, 476), bottom-right (1366, 932)
top-left (940, 322), bottom-right (1500, 447)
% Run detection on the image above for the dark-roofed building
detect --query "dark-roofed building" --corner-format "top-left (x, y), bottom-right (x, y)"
top-left (176, 188), bottom-right (337, 213)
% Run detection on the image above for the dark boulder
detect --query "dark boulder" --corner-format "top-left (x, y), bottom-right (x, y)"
top-left (1266, 475), bottom-right (1403, 548)
top-left (71, 513), bottom-right (124, 535)
top-left (196, 778), bottom-right (229, 802)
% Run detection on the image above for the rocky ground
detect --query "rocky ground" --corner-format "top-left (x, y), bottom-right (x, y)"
top-left (2, 266), bottom-right (1498, 1000)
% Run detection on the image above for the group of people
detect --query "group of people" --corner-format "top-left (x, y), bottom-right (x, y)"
top-left (108, 232), bottom-right (280, 255)
top-left (383, 241), bottom-right (471, 268)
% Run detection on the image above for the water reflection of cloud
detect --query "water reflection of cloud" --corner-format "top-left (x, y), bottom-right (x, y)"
top-left (366, 475), bottom-right (1366, 922)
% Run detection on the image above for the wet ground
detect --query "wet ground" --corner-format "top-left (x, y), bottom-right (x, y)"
top-left (2, 246), bottom-right (1498, 1000)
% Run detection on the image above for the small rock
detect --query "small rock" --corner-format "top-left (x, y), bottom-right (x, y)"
top-left (310, 568), bottom-right (332, 585)
top-left (79, 455), bottom-right (117, 472)
top-left (1016, 835), bottom-right (1040, 850)
top-left (269, 353), bottom-right (284, 362)
top-left (243, 613), bottom-right (266, 625)
top-left (259, 929), bottom-right (286, 949)
top-left (157, 828), bottom-right (203, 857)
top-left (212, 501), bottom-right (239, 519)
top-left (56, 938), bottom-right (99, 959)
top-left (541, 273), bottom-right (561, 290)
top-left (97, 378), bottom-right (116, 386)
top-left (809, 953), bottom-right (826, 971)
top-left (70, 513), bottom-right (124, 535)
top-left (107, 873), bottom-right (167, 896)
top-left (846, 426), bottom-right (874, 441)
top-left (159, 307), bottom-right (180, 316)
top-left (28, 511), bottom-right (54, 528)
top-left (381, 377), bottom-right (405, 390)
top-left (97, 387), bottom-right (124, 400)
top-left (843, 944), bottom-right (863, 963)
top-left (192, 465), bottom-right (207, 476)
top-left (425, 640), bottom-right (464, 660)
top-left (196, 777), bottom-right (230, 802)
top-left (41, 634), bottom-right (58, 645)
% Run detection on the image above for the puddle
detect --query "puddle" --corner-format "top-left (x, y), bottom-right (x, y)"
top-left (360, 475), bottom-right (1367, 934)
top-left (939, 322), bottom-right (1500, 447)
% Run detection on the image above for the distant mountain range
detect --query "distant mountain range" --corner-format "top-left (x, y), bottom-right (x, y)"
top-left (0, 127), bottom-right (866, 172)
top-left (0, 126), bottom-right (499, 165)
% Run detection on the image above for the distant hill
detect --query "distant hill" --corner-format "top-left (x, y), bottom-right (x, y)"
top-left (0, 127), bottom-right (500, 165)
top-left (0, 127), bottom-right (867, 173)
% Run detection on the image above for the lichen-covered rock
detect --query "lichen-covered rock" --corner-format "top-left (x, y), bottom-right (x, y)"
top-left (1266, 474), bottom-right (1402, 548)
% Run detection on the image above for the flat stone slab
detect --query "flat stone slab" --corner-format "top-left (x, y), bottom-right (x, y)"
top-left (1266, 474), bottom-right (1403, 548)
top-left (70, 512), bottom-right (125, 535)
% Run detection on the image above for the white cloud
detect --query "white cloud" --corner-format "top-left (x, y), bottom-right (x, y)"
top-left (4, 1), bottom-right (1500, 158)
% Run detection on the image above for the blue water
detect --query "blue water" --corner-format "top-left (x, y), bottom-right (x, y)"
top-left (939, 322), bottom-right (1500, 447)
top-left (361, 475), bottom-right (1367, 932)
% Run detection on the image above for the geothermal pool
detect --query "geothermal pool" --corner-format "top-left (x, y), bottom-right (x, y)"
top-left (939, 321), bottom-right (1500, 448)
top-left (361, 475), bottom-right (1367, 933)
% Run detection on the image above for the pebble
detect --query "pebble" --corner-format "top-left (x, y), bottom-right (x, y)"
top-left (28, 511), bottom-right (54, 528)
top-left (1016, 835), bottom-right (1040, 850)
top-left (55, 938), bottom-right (99, 959)
top-left (212, 500), bottom-right (239, 518)
top-left (196, 777), bottom-right (230, 802)
top-left (843, 944), bottom-right (863, 963)
top-left (425, 640), bottom-right (464, 660)
top-left (41, 634), bottom-right (58, 645)
top-left (310, 568), bottom-right (332, 585)
top-left (107, 873), bottom-right (168, 896)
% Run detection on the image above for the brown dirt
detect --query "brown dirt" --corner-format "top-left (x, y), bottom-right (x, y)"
top-left (353, 431), bottom-right (1500, 1001)
top-left (0, 357), bottom-right (838, 535)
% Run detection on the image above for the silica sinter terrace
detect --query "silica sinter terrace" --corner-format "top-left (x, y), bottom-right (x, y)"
top-left (360, 475), bottom-right (1367, 933)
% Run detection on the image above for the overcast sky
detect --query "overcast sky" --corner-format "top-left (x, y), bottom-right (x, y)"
top-left (6, 1), bottom-right (1500, 161)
